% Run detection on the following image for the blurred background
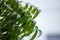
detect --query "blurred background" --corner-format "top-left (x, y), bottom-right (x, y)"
top-left (21, 0), bottom-right (60, 40)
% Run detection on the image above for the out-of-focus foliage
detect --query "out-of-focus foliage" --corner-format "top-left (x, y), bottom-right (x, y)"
top-left (0, 0), bottom-right (42, 40)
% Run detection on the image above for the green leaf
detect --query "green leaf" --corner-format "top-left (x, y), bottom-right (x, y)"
top-left (30, 30), bottom-right (38, 40)
top-left (24, 3), bottom-right (29, 10)
top-left (33, 9), bottom-right (41, 19)
top-left (28, 5), bottom-right (33, 11)
top-left (31, 7), bottom-right (37, 14)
